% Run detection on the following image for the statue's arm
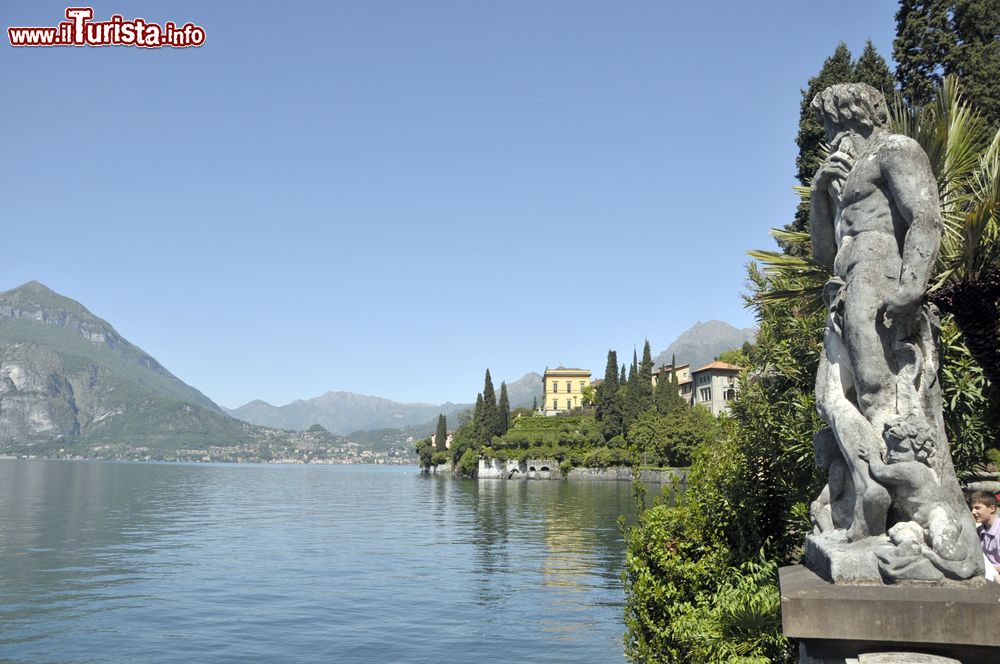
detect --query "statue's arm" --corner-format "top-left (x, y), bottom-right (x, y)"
top-left (859, 448), bottom-right (913, 486)
top-left (810, 187), bottom-right (836, 269)
top-left (881, 138), bottom-right (943, 315)
top-left (809, 164), bottom-right (841, 269)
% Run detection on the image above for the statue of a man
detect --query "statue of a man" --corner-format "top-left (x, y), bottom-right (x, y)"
top-left (807, 83), bottom-right (981, 582)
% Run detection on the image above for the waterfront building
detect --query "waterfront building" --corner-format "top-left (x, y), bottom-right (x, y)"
top-left (541, 367), bottom-right (591, 415)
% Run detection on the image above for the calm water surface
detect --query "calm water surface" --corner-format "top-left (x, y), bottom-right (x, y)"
top-left (0, 460), bottom-right (643, 663)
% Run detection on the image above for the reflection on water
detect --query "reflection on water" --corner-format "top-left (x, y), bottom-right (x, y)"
top-left (0, 460), bottom-right (647, 663)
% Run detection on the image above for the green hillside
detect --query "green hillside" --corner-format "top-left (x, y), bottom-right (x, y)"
top-left (0, 282), bottom-right (252, 455)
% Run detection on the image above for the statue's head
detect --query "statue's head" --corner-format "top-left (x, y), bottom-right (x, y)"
top-left (884, 417), bottom-right (936, 464)
top-left (811, 83), bottom-right (888, 141)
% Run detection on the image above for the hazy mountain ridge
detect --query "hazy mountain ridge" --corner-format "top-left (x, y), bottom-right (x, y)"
top-left (227, 372), bottom-right (544, 435)
top-left (225, 392), bottom-right (468, 436)
top-left (654, 320), bottom-right (756, 371)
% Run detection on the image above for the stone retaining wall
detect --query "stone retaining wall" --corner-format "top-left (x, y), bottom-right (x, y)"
top-left (477, 458), bottom-right (686, 484)
top-left (478, 458), bottom-right (561, 479)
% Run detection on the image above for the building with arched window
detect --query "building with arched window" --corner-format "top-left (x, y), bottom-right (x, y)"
top-left (687, 361), bottom-right (741, 415)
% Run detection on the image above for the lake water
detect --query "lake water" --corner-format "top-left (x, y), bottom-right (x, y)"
top-left (0, 460), bottom-right (643, 663)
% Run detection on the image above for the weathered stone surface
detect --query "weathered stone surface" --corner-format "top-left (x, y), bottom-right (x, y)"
top-left (806, 532), bottom-right (888, 583)
top-left (476, 458), bottom-right (561, 479)
top-left (805, 83), bottom-right (981, 583)
top-left (781, 565), bottom-right (999, 663)
top-left (857, 654), bottom-right (959, 663)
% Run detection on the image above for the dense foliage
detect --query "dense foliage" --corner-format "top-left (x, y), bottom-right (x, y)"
top-left (895, 0), bottom-right (1000, 125)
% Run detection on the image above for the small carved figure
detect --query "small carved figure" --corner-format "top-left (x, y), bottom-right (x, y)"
top-left (858, 418), bottom-right (978, 580)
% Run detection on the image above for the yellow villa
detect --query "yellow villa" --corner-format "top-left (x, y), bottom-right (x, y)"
top-left (541, 367), bottom-right (591, 415)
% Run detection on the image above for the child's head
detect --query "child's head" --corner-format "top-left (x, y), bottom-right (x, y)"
top-left (970, 490), bottom-right (998, 526)
top-left (883, 417), bottom-right (935, 464)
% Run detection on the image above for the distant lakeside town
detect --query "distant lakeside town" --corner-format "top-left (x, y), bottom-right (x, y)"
top-left (1, 442), bottom-right (415, 465)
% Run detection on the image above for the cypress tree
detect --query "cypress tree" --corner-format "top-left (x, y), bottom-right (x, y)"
top-left (894, 0), bottom-right (955, 108)
top-left (622, 349), bottom-right (644, 431)
top-left (951, 0), bottom-right (1000, 126)
top-left (597, 350), bottom-right (624, 440)
top-left (597, 350), bottom-right (619, 406)
top-left (498, 382), bottom-right (510, 435)
top-left (640, 341), bottom-right (654, 383)
top-left (532, 395), bottom-right (537, 411)
top-left (654, 364), bottom-right (687, 416)
top-left (481, 369), bottom-right (498, 440)
top-left (435, 413), bottom-right (448, 453)
top-left (853, 40), bottom-right (895, 96)
top-left (638, 340), bottom-right (655, 407)
top-left (473, 393), bottom-right (486, 443)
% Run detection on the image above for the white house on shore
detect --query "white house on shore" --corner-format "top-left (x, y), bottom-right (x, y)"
top-left (683, 361), bottom-right (740, 416)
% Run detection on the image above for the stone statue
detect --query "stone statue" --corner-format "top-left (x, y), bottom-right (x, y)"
top-left (805, 83), bottom-right (982, 583)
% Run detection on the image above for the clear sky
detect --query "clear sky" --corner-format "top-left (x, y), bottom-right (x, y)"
top-left (2, 1), bottom-right (899, 408)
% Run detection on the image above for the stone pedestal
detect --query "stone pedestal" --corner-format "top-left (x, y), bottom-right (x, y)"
top-left (779, 565), bottom-right (1000, 664)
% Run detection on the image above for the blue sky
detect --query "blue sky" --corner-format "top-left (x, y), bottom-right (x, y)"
top-left (2, 1), bottom-right (899, 407)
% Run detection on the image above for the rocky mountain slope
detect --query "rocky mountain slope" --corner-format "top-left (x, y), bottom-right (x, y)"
top-left (655, 320), bottom-right (756, 370)
top-left (0, 281), bottom-right (258, 453)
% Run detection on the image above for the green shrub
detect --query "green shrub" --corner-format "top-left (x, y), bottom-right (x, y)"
top-left (669, 554), bottom-right (792, 663)
top-left (459, 449), bottom-right (479, 477)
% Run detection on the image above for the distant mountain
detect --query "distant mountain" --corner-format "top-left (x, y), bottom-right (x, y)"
top-left (228, 371), bottom-right (544, 435)
top-left (655, 320), bottom-right (756, 371)
top-left (226, 392), bottom-right (467, 436)
top-left (504, 371), bottom-right (543, 408)
top-left (0, 281), bottom-right (257, 453)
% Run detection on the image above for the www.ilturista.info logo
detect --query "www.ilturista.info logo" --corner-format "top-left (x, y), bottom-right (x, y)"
top-left (8, 7), bottom-right (205, 48)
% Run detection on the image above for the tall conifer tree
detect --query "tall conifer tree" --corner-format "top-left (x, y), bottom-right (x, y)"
top-left (638, 340), bottom-right (655, 409)
top-left (481, 369), bottom-right (498, 440)
top-left (854, 40), bottom-right (896, 95)
top-left (654, 365), bottom-right (687, 415)
top-left (597, 350), bottom-right (624, 441)
top-left (435, 414), bottom-right (448, 453)
top-left (498, 382), bottom-right (510, 435)
top-left (950, 0), bottom-right (1000, 126)
top-left (473, 393), bottom-right (485, 443)
top-left (597, 350), bottom-right (619, 406)
top-left (895, 0), bottom-right (955, 108)
top-left (894, 0), bottom-right (1000, 125)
